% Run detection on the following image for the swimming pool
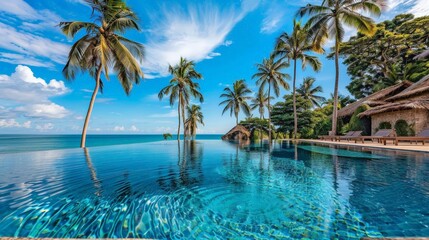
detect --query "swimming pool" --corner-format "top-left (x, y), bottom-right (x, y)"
top-left (0, 140), bottom-right (428, 239)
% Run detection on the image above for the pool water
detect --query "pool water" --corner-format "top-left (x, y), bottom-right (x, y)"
top-left (0, 140), bottom-right (428, 239)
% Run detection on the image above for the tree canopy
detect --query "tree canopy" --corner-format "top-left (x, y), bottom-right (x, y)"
top-left (340, 14), bottom-right (429, 98)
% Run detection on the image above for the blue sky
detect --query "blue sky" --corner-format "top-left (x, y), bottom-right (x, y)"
top-left (0, 0), bottom-right (427, 134)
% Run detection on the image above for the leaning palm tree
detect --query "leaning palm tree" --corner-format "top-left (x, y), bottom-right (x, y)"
top-left (297, 77), bottom-right (325, 109)
top-left (275, 20), bottom-right (321, 139)
top-left (60, 0), bottom-right (144, 148)
top-left (158, 57), bottom-right (203, 140)
top-left (185, 105), bottom-right (204, 140)
top-left (252, 54), bottom-right (290, 141)
top-left (219, 79), bottom-right (252, 125)
top-left (297, 0), bottom-right (386, 135)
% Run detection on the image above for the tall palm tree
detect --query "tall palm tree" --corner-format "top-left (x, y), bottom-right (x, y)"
top-left (252, 54), bottom-right (290, 141)
top-left (275, 20), bottom-right (321, 139)
top-left (250, 90), bottom-right (272, 140)
top-left (297, 77), bottom-right (325, 108)
top-left (185, 105), bottom-right (204, 140)
top-left (219, 79), bottom-right (252, 125)
top-left (60, 0), bottom-right (144, 148)
top-left (298, 0), bottom-right (385, 135)
top-left (158, 57), bottom-right (203, 140)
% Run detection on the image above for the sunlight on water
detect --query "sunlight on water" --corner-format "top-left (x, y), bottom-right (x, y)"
top-left (0, 140), bottom-right (428, 239)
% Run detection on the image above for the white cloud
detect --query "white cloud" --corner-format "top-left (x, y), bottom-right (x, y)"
top-left (0, 65), bottom-right (69, 103)
top-left (0, 65), bottom-right (70, 119)
top-left (260, 1), bottom-right (286, 34)
top-left (205, 52), bottom-right (221, 59)
top-left (114, 126), bottom-right (125, 131)
top-left (149, 110), bottom-right (178, 118)
top-left (15, 103), bottom-right (69, 119)
top-left (36, 123), bottom-right (54, 131)
top-left (129, 125), bottom-right (140, 132)
top-left (95, 98), bottom-right (115, 103)
top-left (142, 1), bottom-right (259, 77)
top-left (0, 23), bottom-right (69, 67)
top-left (0, 0), bottom-right (39, 20)
top-left (223, 40), bottom-right (233, 46)
top-left (0, 119), bottom-right (31, 128)
top-left (385, 0), bottom-right (428, 17)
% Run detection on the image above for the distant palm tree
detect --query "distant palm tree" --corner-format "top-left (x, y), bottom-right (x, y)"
top-left (163, 133), bottom-right (172, 140)
top-left (185, 105), bottom-right (204, 140)
top-left (298, 0), bottom-right (385, 134)
top-left (324, 94), bottom-right (354, 109)
top-left (275, 20), bottom-right (321, 139)
top-left (252, 54), bottom-right (290, 141)
top-left (60, 0), bottom-right (144, 148)
top-left (250, 90), bottom-right (272, 140)
top-left (250, 90), bottom-right (271, 120)
top-left (219, 79), bottom-right (252, 125)
top-left (158, 57), bottom-right (203, 140)
top-left (297, 77), bottom-right (325, 108)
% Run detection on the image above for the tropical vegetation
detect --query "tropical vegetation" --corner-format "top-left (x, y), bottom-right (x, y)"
top-left (185, 105), bottom-right (204, 140)
top-left (339, 14), bottom-right (429, 98)
top-left (158, 57), bottom-right (203, 140)
top-left (275, 20), bottom-right (321, 139)
top-left (253, 54), bottom-right (290, 140)
top-left (60, 0), bottom-right (144, 147)
top-left (219, 79), bottom-right (252, 125)
top-left (298, 0), bottom-right (386, 135)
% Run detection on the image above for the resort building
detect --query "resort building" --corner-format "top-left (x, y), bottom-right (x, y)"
top-left (338, 76), bottom-right (429, 135)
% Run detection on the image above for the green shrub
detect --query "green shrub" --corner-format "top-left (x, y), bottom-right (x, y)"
top-left (394, 120), bottom-right (415, 136)
top-left (348, 104), bottom-right (370, 131)
top-left (378, 121), bottom-right (392, 130)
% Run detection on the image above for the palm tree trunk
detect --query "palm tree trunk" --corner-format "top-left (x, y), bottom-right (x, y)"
top-left (182, 103), bottom-right (186, 139)
top-left (236, 115), bottom-right (238, 125)
top-left (332, 38), bottom-right (340, 136)
top-left (177, 95), bottom-right (181, 141)
top-left (268, 83), bottom-right (272, 142)
top-left (80, 65), bottom-right (102, 148)
top-left (260, 113), bottom-right (262, 141)
top-left (293, 59), bottom-right (298, 140)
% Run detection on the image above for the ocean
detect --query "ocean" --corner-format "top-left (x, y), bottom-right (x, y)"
top-left (0, 134), bottom-right (223, 154)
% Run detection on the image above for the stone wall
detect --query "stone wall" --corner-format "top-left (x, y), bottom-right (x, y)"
top-left (371, 109), bottom-right (429, 135)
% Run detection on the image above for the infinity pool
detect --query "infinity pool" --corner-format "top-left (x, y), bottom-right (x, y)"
top-left (0, 140), bottom-right (428, 239)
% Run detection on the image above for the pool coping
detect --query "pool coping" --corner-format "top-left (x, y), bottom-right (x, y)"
top-left (296, 139), bottom-right (429, 153)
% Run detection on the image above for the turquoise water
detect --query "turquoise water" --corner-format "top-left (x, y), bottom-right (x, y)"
top-left (0, 134), bottom-right (222, 153)
top-left (0, 140), bottom-right (428, 239)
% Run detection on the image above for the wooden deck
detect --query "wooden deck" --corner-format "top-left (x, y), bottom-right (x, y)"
top-left (298, 139), bottom-right (429, 153)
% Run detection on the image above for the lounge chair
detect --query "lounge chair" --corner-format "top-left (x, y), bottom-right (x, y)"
top-left (319, 131), bottom-right (353, 141)
top-left (354, 129), bottom-right (396, 144)
top-left (337, 131), bottom-right (363, 142)
top-left (381, 128), bottom-right (429, 146)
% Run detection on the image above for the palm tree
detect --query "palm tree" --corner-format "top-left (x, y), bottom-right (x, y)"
top-left (297, 77), bottom-right (325, 108)
top-left (250, 90), bottom-right (272, 140)
top-left (250, 90), bottom-right (271, 120)
top-left (163, 133), bottom-right (172, 140)
top-left (219, 79), bottom-right (252, 125)
top-left (275, 20), bottom-right (321, 139)
top-left (60, 0), bottom-right (144, 148)
top-left (252, 54), bottom-right (290, 141)
top-left (298, 0), bottom-right (385, 135)
top-left (158, 57), bottom-right (203, 140)
top-left (185, 105), bottom-right (204, 140)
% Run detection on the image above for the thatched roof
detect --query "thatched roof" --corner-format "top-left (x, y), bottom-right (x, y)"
top-left (359, 100), bottom-right (429, 117)
top-left (386, 75), bottom-right (429, 101)
top-left (337, 81), bottom-right (412, 117)
top-left (222, 125), bottom-right (251, 141)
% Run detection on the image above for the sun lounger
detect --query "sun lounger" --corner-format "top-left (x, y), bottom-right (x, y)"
top-left (354, 129), bottom-right (395, 143)
top-left (319, 131), bottom-right (353, 141)
top-left (337, 131), bottom-right (363, 142)
top-left (381, 128), bottom-right (429, 145)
